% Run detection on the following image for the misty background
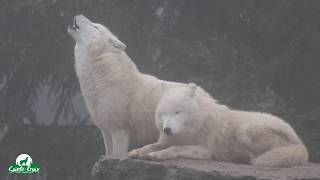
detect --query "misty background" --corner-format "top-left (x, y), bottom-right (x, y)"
top-left (0, 0), bottom-right (320, 179)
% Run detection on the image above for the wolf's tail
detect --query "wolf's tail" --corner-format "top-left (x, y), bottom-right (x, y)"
top-left (252, 144), bottom-right (309, 167)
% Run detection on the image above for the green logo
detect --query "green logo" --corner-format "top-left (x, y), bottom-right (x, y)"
top-left (8, 154), bottom-right (40, 174)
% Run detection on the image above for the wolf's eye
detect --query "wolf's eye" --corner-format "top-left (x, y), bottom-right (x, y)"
top-left (175, 111), bottom-right (181, 114)
top-left (94, 25), bottom-right (98, 29)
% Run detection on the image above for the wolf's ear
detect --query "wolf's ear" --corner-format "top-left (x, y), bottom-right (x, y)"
top-left (188, 83), bottom-right (197, 97)
top-left (109, 37), bottom-right (127, 50)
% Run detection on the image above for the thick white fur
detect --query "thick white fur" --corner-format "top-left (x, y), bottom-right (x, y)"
top-left (129, 83), bottom-right (309, 167)
top-left (68, 15), bottom-right (181, 156)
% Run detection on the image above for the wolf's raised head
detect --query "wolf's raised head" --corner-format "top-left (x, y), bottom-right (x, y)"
top-left (68, 15), bottom-right (126, 52)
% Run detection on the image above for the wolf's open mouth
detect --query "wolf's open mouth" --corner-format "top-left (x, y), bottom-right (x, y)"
top-left (70, 17), bottom-right (79, 31)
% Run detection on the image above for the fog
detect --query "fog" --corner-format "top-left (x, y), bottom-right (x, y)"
top-left (1, 1), bottom-right (320, 179)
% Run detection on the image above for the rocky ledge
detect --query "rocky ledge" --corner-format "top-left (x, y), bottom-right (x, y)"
top-left (92, 156), bottom-right (320, 180)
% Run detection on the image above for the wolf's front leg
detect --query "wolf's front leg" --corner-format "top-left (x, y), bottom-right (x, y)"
top-left (110, 129), bottom-right (129, 157)
top-left (148, 145), bottom-right (211, 161)
top-left (128, 142), bottom-right (169, 159)
top-left (101, 130), bottom-right (113, 155)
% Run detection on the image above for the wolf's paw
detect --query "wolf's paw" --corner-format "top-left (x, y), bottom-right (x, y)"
top-left (148, 151), bottom-right (170, 161)
top-left (128, 148), bottom-right (150, 159)
top-left (128, 149), bottom-right (140, 158)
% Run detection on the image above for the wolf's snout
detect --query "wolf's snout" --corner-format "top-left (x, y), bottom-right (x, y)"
top-left (163, 127), bottom-right (172, 135)
top-left (69, 15), bottom-right (89, 31)
top-left (68, 16), bottom-right (80, 32)
top-left (75, 14), bottom-right (85, 19)
top-left (74, 14), bottom-right (91, 24)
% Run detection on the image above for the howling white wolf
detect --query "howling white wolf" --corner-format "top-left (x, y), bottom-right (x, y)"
top-left (68, 14), bottom-right (182, 156)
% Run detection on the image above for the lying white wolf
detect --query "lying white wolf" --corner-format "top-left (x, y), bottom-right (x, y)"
top-left (129, 83), bottom-right (309, 167)
top-left (68, 15), bottom-right (185, 156)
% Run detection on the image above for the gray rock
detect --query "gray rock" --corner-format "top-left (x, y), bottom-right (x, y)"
top-left (92, 157), bottom-right (320, 180)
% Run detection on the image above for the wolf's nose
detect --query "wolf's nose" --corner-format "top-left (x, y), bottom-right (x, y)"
top-left (75, 14), bottom-right (85, 19)
top-left (75, 14), bottom-right (88, 22)
top-left (163, 127), bottom-right (172, 135)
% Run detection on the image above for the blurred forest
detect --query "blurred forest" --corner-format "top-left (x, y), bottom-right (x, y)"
top-left (0, 0), bottom-right (320, 179)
